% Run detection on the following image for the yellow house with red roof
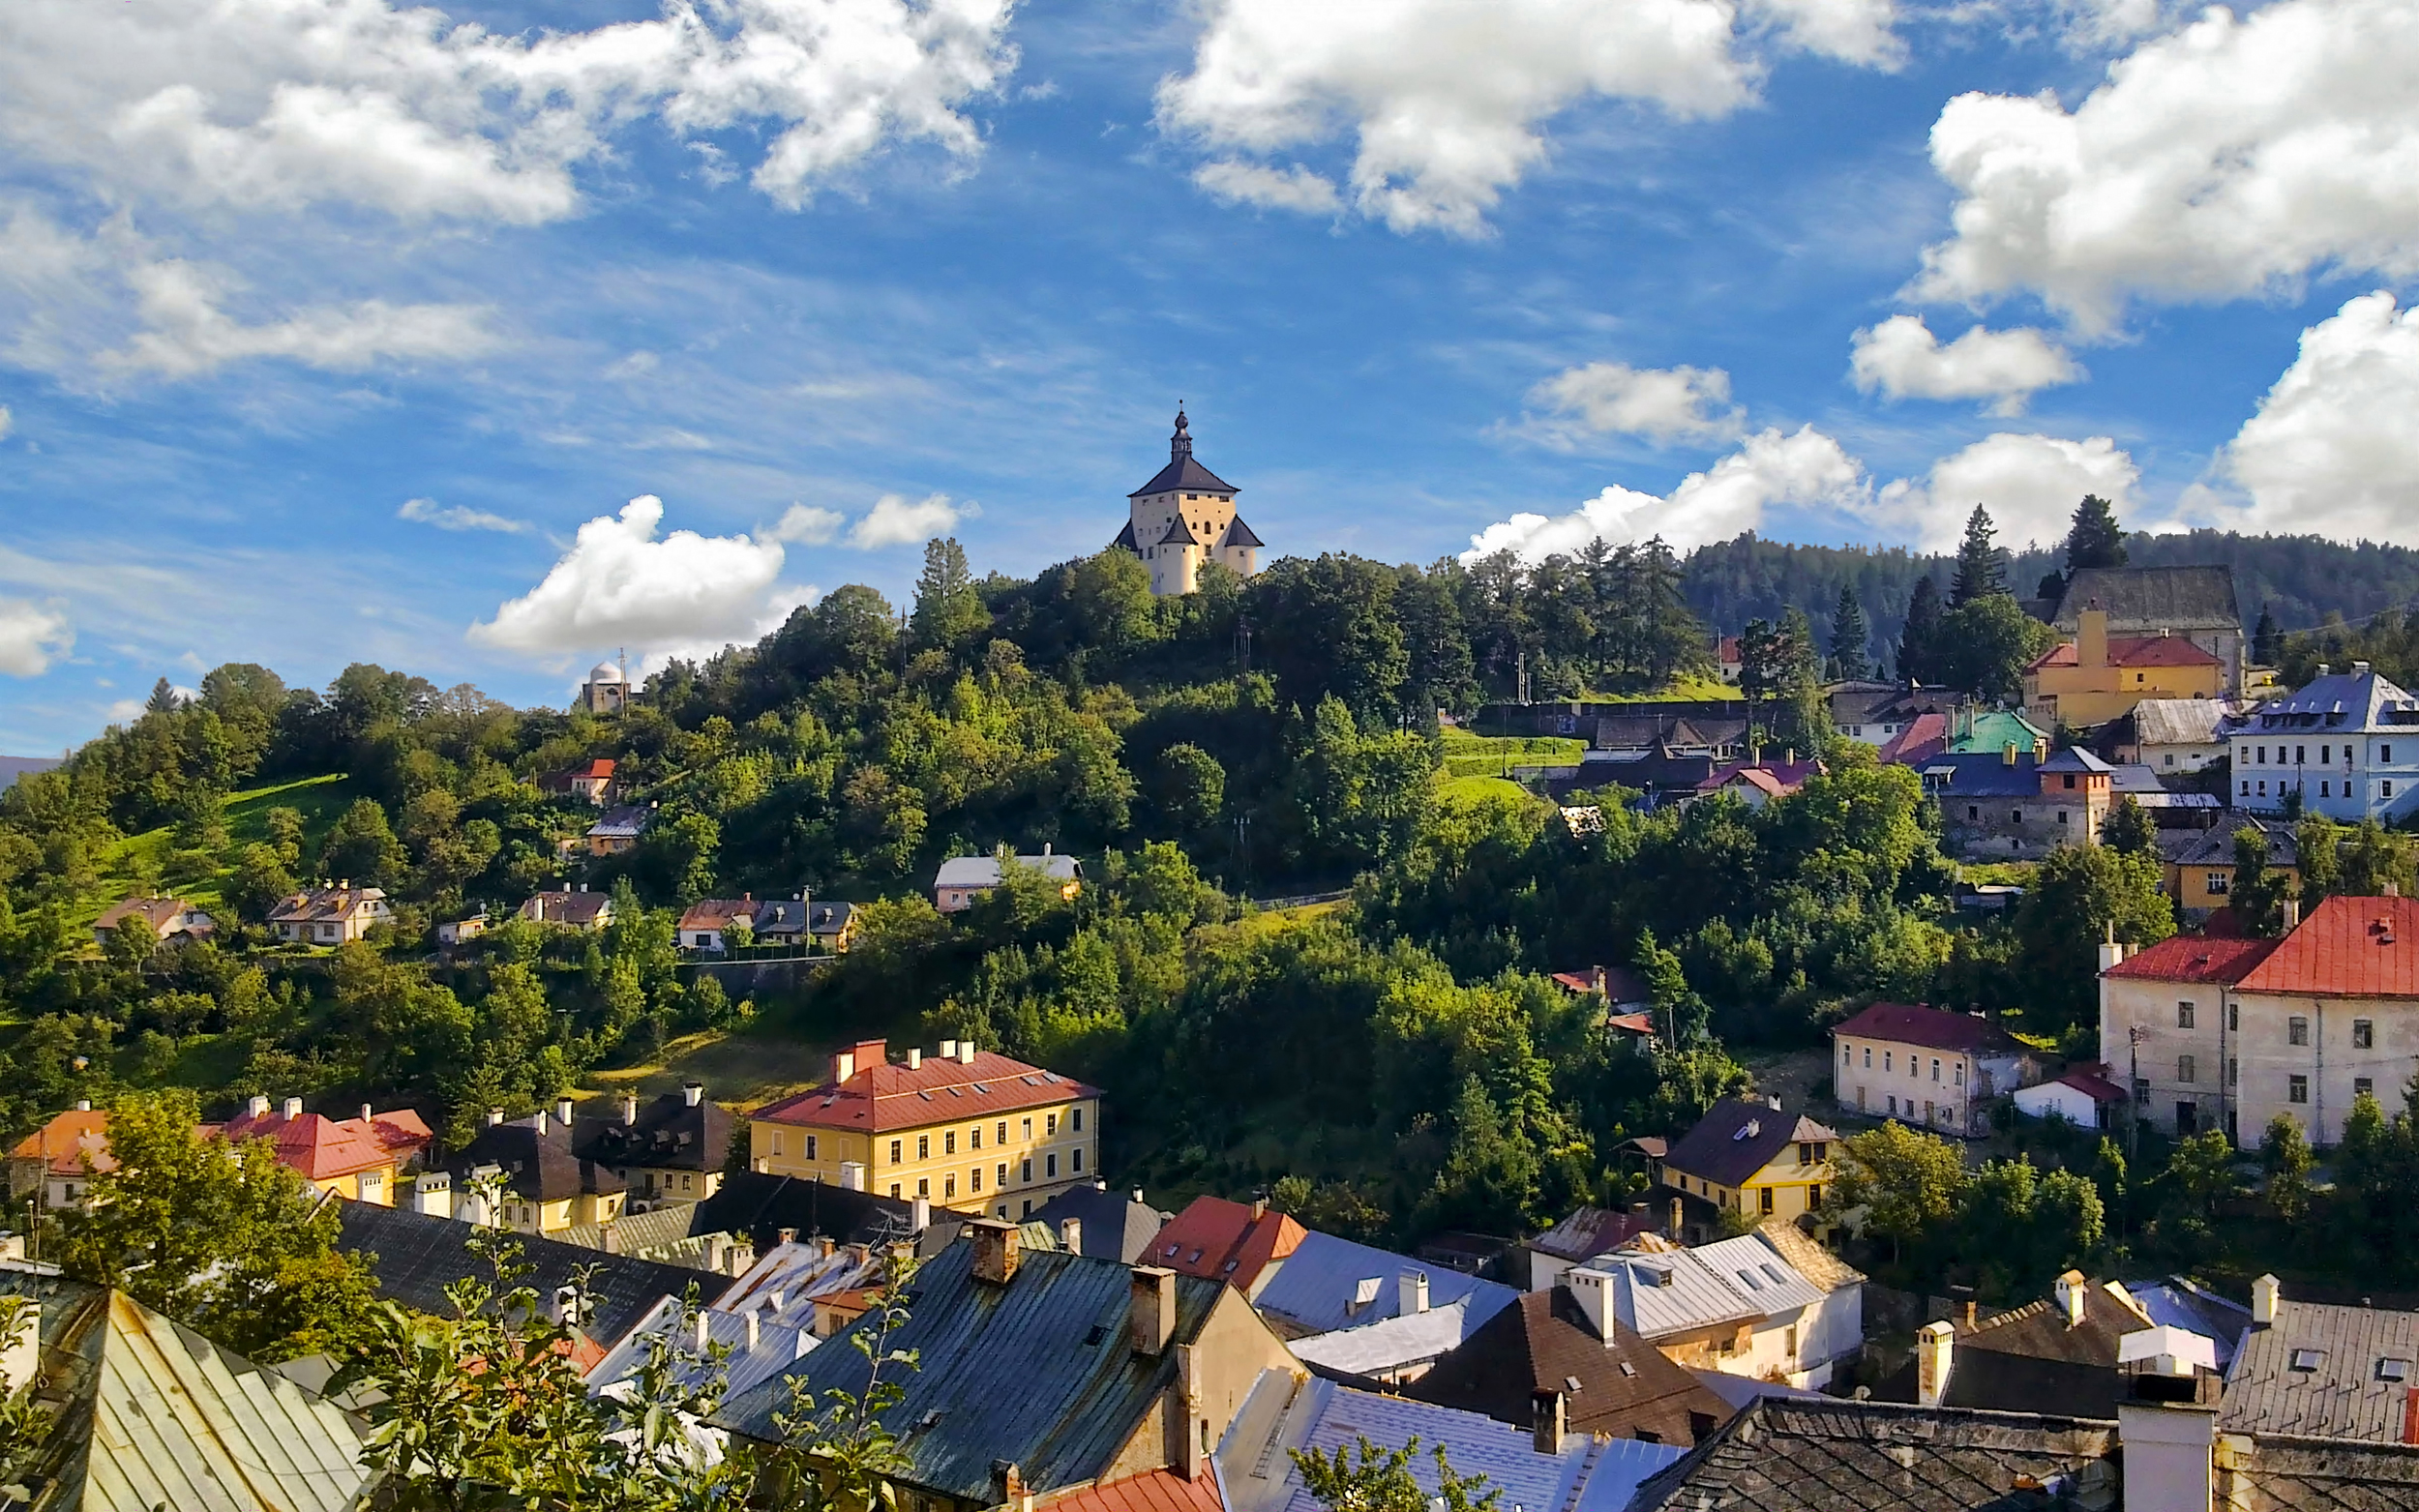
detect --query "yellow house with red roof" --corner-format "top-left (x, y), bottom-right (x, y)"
top-left (211, 1095), bottom-right (433, 1205)
top-left (2024, 608), bottom-right (2226, 729)
top-left (748, 1038), bottom-right (1100, 1220)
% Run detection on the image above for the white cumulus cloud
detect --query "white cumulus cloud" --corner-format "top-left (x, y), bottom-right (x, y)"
top-left (1914, 0), bottom-right (2419, 332)
top-left (1156, 0), bottom-right (1896, 237)
top-left (469, 494), bottom-right (807, 661)
top-left (765, 503), bottom-right (848, 546)
top-left (1464, 427), bottom-right (2137, 561)
top-left (1465, 425), bottom-right (1866, 559)
top-left (1518, 360), bottom-right (1744, 445)
top-left (399, 496), bottom-right (525, 533)
top-left (0, 0), bottom-right (1020, 224)
top-left (1849, 315), bottom-right (2081, 414)
top-left (2192, 291), bottom-right (2419, 547)
top-left (1871, 432), bottom-right (2137, 551)
top-left (0, 597), bottom-right (73, 676)
top-left (1191, 161), bottom-right (1344, 215)
top-left (850, 491), bottom-right (966, 548)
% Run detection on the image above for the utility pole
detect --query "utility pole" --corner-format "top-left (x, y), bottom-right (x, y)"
top-left (2128, 1025), bottom-right (2146, 1163)
top-left (1233, 812), bottom-right (1252, 895)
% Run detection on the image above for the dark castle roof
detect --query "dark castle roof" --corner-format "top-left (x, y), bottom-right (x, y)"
top-left (1129, 408), bottom-right (1236, 497)
top-left (2053, 566), bottom-right (2240, 632)
top-left (1220, 517), bottom-right (1263, 549)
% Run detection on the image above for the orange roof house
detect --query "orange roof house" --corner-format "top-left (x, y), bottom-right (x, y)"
top-left (210, 1095), bottom-right (433, 1205)
top-left (7, 1105), bottom-right (114, 1205)
top-left (1144, 1195), bottom-right (1307, 1298)
top-left (2234, 896), bottom-right (2419, 999)
top-left (2024, 607), bottom-right (2225, 728)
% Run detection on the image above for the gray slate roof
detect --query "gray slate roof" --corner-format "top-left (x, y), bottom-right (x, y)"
top-left (1626, 1398), bottom-right (2120, 1511)
top-left (715, 1239), bottom-right (1223, 1503)
top-left (689, 1171), bottom-right (920, 1252)
top-left (572, 1090), bottom-right (733, 1177)
top-left (2228, 1438), bottom-right (2419, 1511)
top-left (2054, 565), bottom-right (2240, 632)
top-left (1029, 1182), bottom-right (1170, 1263)
top-left (2132, 697), bottom-right (2235, 747)
top-left (934, 853), bottom-right (1082, 888)
top-left (1251, 1230), bottom-right (1519, 1338)
top-left (1660, 1100), bottom-right (1836, 1191)
top-left (2229, 667), bottom-right (2419, 735)
top-left (335, 1200), bottom-right (724, 1342)
top-left (2222, 1298), bottom-right (2419, 1443)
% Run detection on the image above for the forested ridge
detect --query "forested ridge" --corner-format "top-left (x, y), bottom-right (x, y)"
top-left (2, 530), bottom-right (2415, 1278)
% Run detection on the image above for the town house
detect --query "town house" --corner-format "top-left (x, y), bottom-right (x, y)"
top-left (2023, 607), bottom-right (2225, 729)
top-left (1644, 1098), bottom-right (1837, 1235)
top-left (749, 1039), bottom-right (1100, 1219)
top-left (2225, 663), bottom-right (2419, 825)
top-left (1831, 1000), bottom-right (2035, 1136)
top-left (266, 882), bottom-right (392, 944)
top-left (212, 1094), bottom-right (433, 1205)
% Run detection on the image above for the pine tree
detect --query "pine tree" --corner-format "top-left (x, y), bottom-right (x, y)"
top-left (1949, 506), bottom-right (2007, 607)
top-left (910, 536), bottom-right (988, 651)
top-left (1898, 575), bottom-right (1944, 684)
top-left (2062, 494), bottom-right (2128, 578)
top-left (1829, 585), bottom-right (1870, 681)
top-left (2253, 606), bottom-right (2284, 666)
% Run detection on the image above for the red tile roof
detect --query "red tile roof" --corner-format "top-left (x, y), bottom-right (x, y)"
top-left (1831, 1001), bottom-right (2024, 1056)
top-left (2235, 896), bottom-right (2419, 998)
top-left (1144, 1196), bottom-right (1306, 1291)
top-left (676, 898), bottom-right (759, 932)
top-left (213, 1107), bottom-right (433, 1181)
top-left (751, 1043), bottom-right (1101, 1134)
top-left (2102, 934), bottom-right (2279, 984)
top-left (1033, 1470), bottom-right (1223, 1512)
top-left (1877, 712), bottom-right (1950, 765)
top-left (2050, 1068), bottom-right (2129, 1104)
top-left (2030, 636), bottom-right (2224, 671)
top-left (8, 1109), bottom-right (114, 1178)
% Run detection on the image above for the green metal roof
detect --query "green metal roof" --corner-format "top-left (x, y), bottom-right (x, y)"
top-left (0, 1267), bottom-right (375, 1512)
top-left (1945, 709), bottom-right (2050, 753)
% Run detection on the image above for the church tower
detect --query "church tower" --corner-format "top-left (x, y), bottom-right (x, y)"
top-left (1111, 408), bottom-right (1262, 596)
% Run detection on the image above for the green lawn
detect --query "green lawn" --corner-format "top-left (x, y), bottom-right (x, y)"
top-left (1580, 672), bottom-right (1742, 703)
top-left (80, 773), bottom-right (355, 930)
top-left (1437, 773), bottom-right (1539, 806)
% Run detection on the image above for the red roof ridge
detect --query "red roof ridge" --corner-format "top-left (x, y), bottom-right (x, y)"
top-left (2233, 895), bottom-right (2419, 998)
top-left (2101, 933), bottom-right (2278, 984)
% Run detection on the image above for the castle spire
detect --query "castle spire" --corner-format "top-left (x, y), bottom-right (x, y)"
top-left (1171, 406), bottom-right (1192, 460)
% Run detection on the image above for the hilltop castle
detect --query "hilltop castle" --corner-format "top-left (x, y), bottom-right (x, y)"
top-left (1111, 408), bottom-right (1263, 596)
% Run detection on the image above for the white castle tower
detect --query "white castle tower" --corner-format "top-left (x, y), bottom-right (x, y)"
top-left (1111, 408), bottom-right (1262, 596)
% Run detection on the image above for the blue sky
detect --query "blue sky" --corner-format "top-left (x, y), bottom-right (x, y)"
top-left (3, 0), bottom-right (2417, 751)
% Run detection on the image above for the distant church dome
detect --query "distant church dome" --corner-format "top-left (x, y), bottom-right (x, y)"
top-left (587, 662), bottom-right (626, 685)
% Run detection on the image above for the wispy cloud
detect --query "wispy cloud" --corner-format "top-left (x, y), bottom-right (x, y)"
top-left (400, 496), bottom-right (527, 533)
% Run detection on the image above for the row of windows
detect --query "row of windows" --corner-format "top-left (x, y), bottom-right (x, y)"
top-left (2243, 778), bottom-right (2397, 799)
top-left (2173, 1001), bottom-right (2377, 1049)
top-left (886, 1108), bottom-right (1082, 1165)
top-left (2242, 743), bottom-right (2398, 766)
top-left (1845, 1045), bottom-right (1968, 1087)
top-left (885, 1147), bottom-right (1083, 1201)
top-left (1961, 805), bottom-right (2082, 825)
top-left (2160, 1058), bottom-right (2380, 1098)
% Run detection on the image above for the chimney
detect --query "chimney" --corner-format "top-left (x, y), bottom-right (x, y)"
top-left (694, 1311), bottom-right (711, 1350)
top-left (1060, 1217), bottom-right (1084, 1254)
top-left (247, 1094), bottom-right (269, 1118)
top-left (556, 1097), bottom-right (575, 1126)
top-left (831, 1049), bottom-right (857, 1083)
top-left (1251, 1197), bottom-right (1268, 1222)
top-left (488, 1108), bottom-right (505, 1128)
top-left (534, 1109), bottom-right (550, 1136)
top-left (970, 1218), bottom-right (1021, 1285)
top-left (683, 1081), bottom-right (703, 1108)
top-left (2080, 607), bottom-right (2108, 670)
top-left (2003, 741), bottom-right (2018, 767)
top-left (552, 1286), bottom-right (582, 1326)
top-left (817, 1235), bottom-right (836, 1260)
top-left (2056, 1270), bottom-right (2087, 1328)
top-left (778, 1226), bottom-right (799, 1247)
top-left (2253, 1274), bottom-right (2282, 1326)
top-left (907, 1048), bottom-right (922, 1070)
top-left (1917, 1319), bottom-right (1956, 1408)
top-left (839, 1161), bottom-right (867, 1191)
top-left (1131, 1266), bottom-right (1178, 1356)
top-left (1964, 1298), bottom-right (1979, 1331)
top-left (960, 1039), bottom-right (978, 1065)
top-left (622, 1093), bottom-right (640, 1126)
top-left (1669, 1197), bottom-right (1684, 1237)
top-left (2099, 922), bottom-right (2126, 973)
top-left (991, 1464), bottom-right (1026, 1506)
top-left (911, 1195), bottom-right (931, 1232)
top-left (412, 1171), bottom-right (453, 1220)
top-left (1401, 1271), bottom-right (1430, 1316)
top-left (2354, 661), bottom-right (2373, 675)
top-left (2282, 895), bottom-right (2302, 931)
top-left (282, 1096), bottom-right (304, 1120)
top-left (360, 1103), bottom-right (374, 1123)
top-left (941, 1039), bottom-right (958, 1061)
top-left (1532, 1389), bottom-right (1568, 1456)
top-left (1042, 842), bottom-right (1053, 855)
top-left (744, 1312), bottom-right (760, 1350)
top-left (76, 1098), bottom-right (92, 1113)
top-left (600, 1220), bottom-right (620, 1255)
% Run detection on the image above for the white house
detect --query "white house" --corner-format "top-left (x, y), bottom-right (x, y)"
top-left (2225, 664), bottom-right (2419, 824)
top-left (933, 851), bottom-right (1082, 913)
top-left (1563, 1220), bottom-right (1865, 1390)
top-left (2013, 1067), bottom-right (2130, 1129)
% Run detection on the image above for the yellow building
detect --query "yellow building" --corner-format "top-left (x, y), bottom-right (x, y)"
top-left (215, 1095), bottom-right (433, 1206)
top-left (2024, 608), bottom-right (2226, 729)
top-left (749, 1038), bottom-right (1100, 1221)
top-left (1644, 1098), bottom-right (1837, 1239)
top-left (2159, 819), bottom-right (2298, 917)
top-left (431, 1108), bottom-right (626, 1234)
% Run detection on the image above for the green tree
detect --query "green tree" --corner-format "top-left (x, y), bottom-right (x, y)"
top-left (1933, 595), bottom-right (2055, 701)
top-left (2341, 821), bottom-right (2419, 900)
top-left (2101, 796), bottom-right (2157, 856)
top-left (1293, 1436), bottom-right (1499, 1512)
top-left (2229, 826), bottom-right (2291, 936)
top-left (911, 537), bottom-right (990, 653)
top-left (225, 842), bottom-right (299, 922)
top-left (1829, 585), bottom-right (1871, 681)
top-left (1635, 927), bottom-right (1709, 1047)
top-left (2252, 606), bottom-right (2283, 667)
top-left (2062, 494), bottom-right (2128, 578)
top-left (1949, 505), bottom-right (2007, 608)
top-left (1154, 743), bottom-right (1226, 835)
top-left (2260, 1112), bottom-right (2314, 1223)
top-left (2014, 845), bottom-right (2174, 1034)
top-left (1897, 574), bottom-right (1944, 683)
top-left (52, 1089), bottom-right (375, 1361)
top-left (1251, 554), bottom-right (1410, 726)
top-left (264, 805), bottom-right (308, 866)
top-left (2295, 814), bottom-right (2344, 906)
top-left (1832, 1122), bottom-right (1969, 1266)
top-left (319, 797), bottom-right (406, 887)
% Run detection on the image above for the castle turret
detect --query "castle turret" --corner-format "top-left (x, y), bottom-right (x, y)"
top-left (1115, 409), bottom-right (1260, 596)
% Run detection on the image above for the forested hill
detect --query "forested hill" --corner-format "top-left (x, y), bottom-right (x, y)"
top-left (1684, 529), bottom-right (2419, 655)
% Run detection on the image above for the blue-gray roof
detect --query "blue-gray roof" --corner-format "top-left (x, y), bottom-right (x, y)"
top-left (2228, 667), bottom-right (2419, 734)
top-left (1252, 1231), bottom-right (1518, 1338)
top-left (714, 1239), bottom-right (1222, 1502)
top-left (1911, 751), bottom-right (2045, 797)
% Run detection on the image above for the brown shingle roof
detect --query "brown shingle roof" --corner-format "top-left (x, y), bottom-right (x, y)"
top-left (1406, 1288), bottom-right (1728, 1444)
